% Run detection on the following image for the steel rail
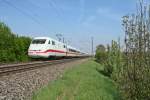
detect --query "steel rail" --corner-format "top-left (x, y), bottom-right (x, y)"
top-left (0, 58), bottom-right (82, 76)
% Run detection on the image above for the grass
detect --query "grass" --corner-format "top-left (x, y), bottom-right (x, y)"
top-left (32, 59), bottom-right (120, 100)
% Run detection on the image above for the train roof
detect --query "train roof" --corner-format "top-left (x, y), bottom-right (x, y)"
top-left (33, 37), bottom-right (65, 45)
top-left (33, 37), bottom-right (55, 41)
top-left (67, 45), bottom-right (79, 50)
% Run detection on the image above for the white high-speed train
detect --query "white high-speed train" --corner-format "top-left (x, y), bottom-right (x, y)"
top-left (28, 37), bottom-right (87, 58)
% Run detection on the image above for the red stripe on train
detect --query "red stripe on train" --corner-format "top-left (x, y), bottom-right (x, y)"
top-left (29, 49), bottom-right (66, 54)
top-left (29, 49), bottom-right (80, 55)
top-left (45, 50), bottom-right (66, 53)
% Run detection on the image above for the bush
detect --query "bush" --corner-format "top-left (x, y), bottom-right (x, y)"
top-left (0, 21), bottom-right (31, 63)
top-left (103, 40), bottom-right (122, 79)
top-left (103, 63), bottom-right (113, 77)
top-left (119, 1), bottom-right (150, 99)
top-left (95, 44), bottom-right (107, 64)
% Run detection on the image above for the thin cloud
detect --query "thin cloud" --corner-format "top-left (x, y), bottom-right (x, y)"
top-left (97, 7), bottom-right (122, 21)
top-left (81, 7), bottom-right (122, 27)
top-left (78, 0), bottom-right (85, 23)
top-left (81, 15), bottom-right (96, 27)
top-left (47, 0), bottom-right (63, 18)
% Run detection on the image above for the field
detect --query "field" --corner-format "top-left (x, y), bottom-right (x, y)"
top-left (32, 59), bottom-right (120, 100)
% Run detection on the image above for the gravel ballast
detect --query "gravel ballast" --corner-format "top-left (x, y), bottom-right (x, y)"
top-left (0, 58), bottom-right (88, 100)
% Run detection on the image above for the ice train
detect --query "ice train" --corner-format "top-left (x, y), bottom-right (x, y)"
top-left (28, 37), bottom-right (87, 58)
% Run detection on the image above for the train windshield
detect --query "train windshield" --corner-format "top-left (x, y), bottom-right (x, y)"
top-left (32, 39), bottom-right (46, 44)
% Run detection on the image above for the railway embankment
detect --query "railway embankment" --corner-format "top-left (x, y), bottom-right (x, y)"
top-left (0, 58), bottom-right (88, 100)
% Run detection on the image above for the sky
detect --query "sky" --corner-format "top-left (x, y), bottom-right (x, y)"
top-left (0, 0), bottom-right (145, 53)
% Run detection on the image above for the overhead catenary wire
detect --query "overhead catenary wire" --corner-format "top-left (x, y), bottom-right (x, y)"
top-left (26, 0), bottom-right (42, 10)
top-left (47, 0), bottom-right (63, 20)
top-left (2, 0), bottom-right (48, 31)
top-left (24, 0), bottom-right (41, 18)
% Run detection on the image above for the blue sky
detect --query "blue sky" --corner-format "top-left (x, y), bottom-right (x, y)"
top-left (0, 0), bottom-right (142, 53)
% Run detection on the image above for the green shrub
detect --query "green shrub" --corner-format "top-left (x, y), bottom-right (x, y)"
top-left (95, 44), bottom-right (107, 64)
top-left (119, 1), bottom-right (150, 99)
top-left (103, 40), bottom-right (122, 79)
top-left (0, 21), bottom-right (31, 63)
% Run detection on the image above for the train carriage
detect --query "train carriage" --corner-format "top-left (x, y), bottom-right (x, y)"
top-left (28, 37), bottom-right (87, 58)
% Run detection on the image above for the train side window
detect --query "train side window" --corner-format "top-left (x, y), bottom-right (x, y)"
top-left (64, 45), bottom-right (66, 48)
top-left (52, 41), bottom-right (55, 45)
top-left (48, 40), bottom-right (51, 44)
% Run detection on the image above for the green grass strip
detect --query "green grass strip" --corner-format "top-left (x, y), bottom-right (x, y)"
top-left (32, 60), bottom-right (120, 100)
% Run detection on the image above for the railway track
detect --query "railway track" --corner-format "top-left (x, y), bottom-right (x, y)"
top-left (0, 58), bottom-right (83, 76)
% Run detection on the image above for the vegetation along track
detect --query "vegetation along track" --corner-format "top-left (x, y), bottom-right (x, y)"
top-left (0, 58), bottom-right (85, 76)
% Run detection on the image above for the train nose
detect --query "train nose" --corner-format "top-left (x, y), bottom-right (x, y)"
top-left (28, 50), bottom-right (49, 58)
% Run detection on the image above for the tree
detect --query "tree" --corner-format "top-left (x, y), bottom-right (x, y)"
top-left (95, 44), bottom-right (107, 64)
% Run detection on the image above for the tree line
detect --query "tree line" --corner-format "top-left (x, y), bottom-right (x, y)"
top-left (95, 1), bottom-right (150, 100)
top-left (0, 22), bottom-right (31, 63)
